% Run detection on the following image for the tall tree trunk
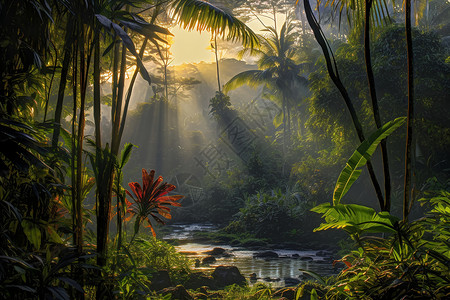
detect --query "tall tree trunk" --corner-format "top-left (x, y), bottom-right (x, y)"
top-left (75, 28), bottom-right (92, 255)
top-left (93, 23), bottom-right (102, 148)
top-left (303, 0), bottom-right (385, 207)
top-left (118, 39), bottom-right (148, 143)
top-left (214, 35), bottom-right (221, 93)
top-left (281, 93), bottom-right (287, 175)
top-left (52, 18), bottom-right (74, 148)
top-left (75, 56), bottom-right (86, 255)
top-left (364, 0), bottom-right (391, 211)
top-left (71, 43), bottom-right (78, 253)
top-left (96, 7), bottom-right (155, 272)
top-left (97, 37), bottom-right (127, 270)
top-left (403, 0), bottom-right (414, 220)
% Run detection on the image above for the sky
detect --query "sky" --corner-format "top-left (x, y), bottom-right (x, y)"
top-left (170, 13), bottom-right (287, 65)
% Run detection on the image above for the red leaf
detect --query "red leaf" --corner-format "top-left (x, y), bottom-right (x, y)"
top-left (126, 169), bottom-right (182, 236)
top-left (157, 209), bottom-right (172, 219)
top-left (128, 182), bottom-right (143, 200)
top-left (343, 260), bottom-right (352, 268)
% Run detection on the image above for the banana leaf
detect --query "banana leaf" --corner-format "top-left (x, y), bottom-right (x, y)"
top-left (333, 117), bottom-right (406, 205)
top-left (312, 203), bottom-right (399, 234)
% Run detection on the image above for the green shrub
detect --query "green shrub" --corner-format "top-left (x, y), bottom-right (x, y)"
top-left (223, 186), bottom-right (313, 242)
top-left (311, 190), bottom-right (450, 299)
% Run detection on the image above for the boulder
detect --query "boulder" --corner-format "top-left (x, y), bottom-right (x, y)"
top-left (284, 277), bottom-right (301, 287)
top-left (253, 251), bottom-right (279, 258)
top-left (263, 277), bottom-right (280, 282)
top-left (194, 259), bottom-right (201, 267)
top-left (212, 266), bottom-right (246, 288)
top-left (149, 270), bottom-right (172, 291)
top-left (205, 247), bottom-right (227, 256)
top-left (159, 285), bottom-right (193, 300)
top-left (179, 251), bottom-right (198, 256)
top-left (184, 272), bottom-right (216, 290)
top-left (273, 288), bottom-right (296, 300)
top-left (300, 256), bottom-right (314, 261)
top-left (202, 255), bottom-right (216, 265)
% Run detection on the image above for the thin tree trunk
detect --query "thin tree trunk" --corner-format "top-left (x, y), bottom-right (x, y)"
top-left (97, 36), bottom-right (127, 273)
top-left (214, 35), bottom-right (221, 92)
top-left (93, 24), bottom-right (102, 147)
top-left (281, 93), bottom-right (287, 175)
top-left (164, 42), bottom-right (169, 100)
top-left (44, 41), bottom-right (57, 122)
top-left (75, 53), bottom-right (86, 255)
top-left (71, 41), bottom-right (78, 252)
top-left (303, 0), bottom-right (384, 207)
top-left (118, 39), bottom-right (148, 143)
top-left (111, 42), bottom-right (127, 155)
top-left (52, 18), bottom-right (73, 148)
top-left (75, 28), bottom-right (93, 255)
top-left (404, 0), bottom-right (414, 220)
top-left (364, 0), bottom-right (391, 211)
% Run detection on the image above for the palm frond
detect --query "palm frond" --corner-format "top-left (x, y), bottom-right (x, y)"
top-left (318, 0), bottom-right (391, 28)
top-left (223, 70), bottom-right (273, 93)
top-left (170, 0), bottom-right (259, 48)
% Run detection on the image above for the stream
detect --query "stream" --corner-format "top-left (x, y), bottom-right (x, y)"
top-left (164, 224), bottom-right (340, 287)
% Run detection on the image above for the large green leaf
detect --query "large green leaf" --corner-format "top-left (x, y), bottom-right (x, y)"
top-left (311, 203), bottom-right (399, 234)
top-left (21, 219), bottom-right (41, 250)
top-left (333, 117), bottom-right (406, 205)
top-left (273, 111), bottom-right (284, 128)
top-left (119, 143), bottom-right (135, 169)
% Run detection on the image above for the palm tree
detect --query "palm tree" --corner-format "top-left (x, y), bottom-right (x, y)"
top-left (41, 0), bottom-right (258, 276)
top-left (88, 0), bottom-right (259, 271)
top-left (223, 19), bottom-right (308, 156)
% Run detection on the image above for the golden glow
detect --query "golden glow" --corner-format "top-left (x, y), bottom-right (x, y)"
top-left (169, 13), bottom-right (286, 65)
top-left (170, 26), bottom-right (215, 65)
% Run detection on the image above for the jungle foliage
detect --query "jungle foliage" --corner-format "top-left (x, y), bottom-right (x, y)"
top-left (0, 0), bottom-right (449, 299)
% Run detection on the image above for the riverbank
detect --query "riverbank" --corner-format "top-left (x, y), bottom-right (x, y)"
top-left (162, 223), bottom-right (342, 288)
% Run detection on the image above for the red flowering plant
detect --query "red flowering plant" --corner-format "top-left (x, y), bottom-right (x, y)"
top-left (125, 169), bottom-right (183, 238)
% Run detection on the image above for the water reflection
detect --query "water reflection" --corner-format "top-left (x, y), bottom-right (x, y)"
top-left (165, 224), bottom-right (339, 287)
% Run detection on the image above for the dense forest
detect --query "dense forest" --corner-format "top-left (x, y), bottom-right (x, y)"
top-left (0, 0), bottom-right (449, 299)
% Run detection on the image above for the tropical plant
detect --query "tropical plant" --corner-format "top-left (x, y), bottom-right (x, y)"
top-left (312, 191), bottom-right (450, 299)
top-left (224, 185), bottom-right (311, 242)
top-left (308, 113), bottom-right (450, 298)
top-left (85, 0), bottom-right (259, 270)
top-left (0, 247), bottom-right (96, 300)
top-left (113, 143), bottom-right (134, 254)
top-left (333, 117), bottom-right (406, 205)
top-left (311, 117), bottom-right (405, 232)
top-left (209, 91), bottom-right (233, 121)
top-left (224, 18), bottom-right (308, 154)
top-left (125, 169), bottom-right (183, 239)
top-left (301, 0), bottom-right (389, 211)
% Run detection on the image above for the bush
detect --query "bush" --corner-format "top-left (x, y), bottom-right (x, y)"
top-left (312, 190), bottom-right (450, 299)
top-left (223, 186), bottom-right (313, 242)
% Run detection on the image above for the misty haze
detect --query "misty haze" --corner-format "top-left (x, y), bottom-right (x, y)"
top-left (1, 0), bottom-right (449, 299)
